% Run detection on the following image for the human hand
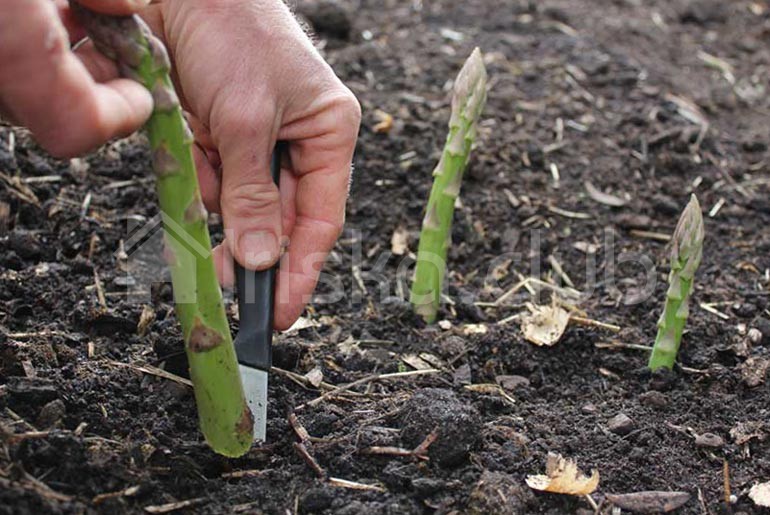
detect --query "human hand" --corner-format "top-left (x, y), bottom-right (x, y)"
top-left (0, 0), bottom-right (154, 157)
top-left (141, 0), bottom-right (361, 329)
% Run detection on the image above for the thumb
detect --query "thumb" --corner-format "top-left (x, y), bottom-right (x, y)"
top-left (218, 129), bottom-right (283, 271)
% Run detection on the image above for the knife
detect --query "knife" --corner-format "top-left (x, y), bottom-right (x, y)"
top-left (233, 143), bottom-right (283, 442)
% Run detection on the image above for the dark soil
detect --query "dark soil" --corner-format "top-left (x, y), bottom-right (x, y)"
top-left (2, 0), bottom-right (770, 513)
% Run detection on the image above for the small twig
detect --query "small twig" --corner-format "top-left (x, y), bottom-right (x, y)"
top-left (298, 369), bottom-right (440, 410)
top-left (221, 469), bottom-right (271, 479)
top-left (271, 366), bottom-right (337, 392)
top-left (722, 459), bottom-right (731, 508)
top-left (109, 361), bottom-right (193, 387)
top-left (92, 485), bottom-right (140, 505)
top-left (361, 427), bottom-right (439, 461)
top-left (699, 302), bottom-right (729, 320)
top-left (547, 255), bottom-right (574, 287)
top-left (144, 498), bottom-right (207, 514)
top-left (629, 230), bottom-right (671, 242)
top-left (93, 269), bottom-right (107, 310)
top-left (570, 316), bottom-right (621, 332)
top-left (288, 412), bottom-right (326, 479)
top-left (595, 341), bottom-right (652, 352)
top-left (292, 442), bottom-right (326, 479)
top-left (328, 477), bottom-right (386, 492)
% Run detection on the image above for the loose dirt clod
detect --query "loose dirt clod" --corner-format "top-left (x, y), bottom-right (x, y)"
top-left (467, 471), bottom-right (533, 514)
top-left (399, 388), bottom-right (481, 467)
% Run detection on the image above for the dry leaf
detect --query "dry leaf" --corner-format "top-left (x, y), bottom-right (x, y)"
top-left (585, 181), bottom-right (628, 207)
top-left (304, 367), bottom-right (324, 388)
top-left (286, 316), bottom-right (320, 334)
top-left (401, 354), bottom-right (435, 371)
top-left (391, 226), bottom-right (409, 256)
top-left (520, 303), bottom-right (570, 346)
top-left (372, 109), bottom-right (394, 134)
top-left (464, 383), bottom-right (515, 404)
top-left (526, 453), bottom-right (599, 495)
top-left (749, 482), bottom-right (770, 507)
top-left (740, 357), bottom-right (769, 387)
top-left (730, 421), bottom-right (766, 445)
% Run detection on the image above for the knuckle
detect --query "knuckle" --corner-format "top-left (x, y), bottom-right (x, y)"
top-left (223, 181), bottom-right (281, 217)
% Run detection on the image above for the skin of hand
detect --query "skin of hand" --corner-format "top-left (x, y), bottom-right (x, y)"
top-left (2, 0), bottom-right (359, 331)
top-left (0, 0), bottom-right (154, 157)
top-left (140, 0), bottom-right (361, 330)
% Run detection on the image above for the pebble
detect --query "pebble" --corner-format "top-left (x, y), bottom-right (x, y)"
top-left (639, 390), bottom-right (669, 408)
top-left (496, 375), bottom-right (530, 392)
top-left (695, 432), bottom-right (724, 448)
top-left (751, 317), bottom-right (770, 346)
top-left (437, 335), bottom-right (466, 358)
top-left (581, 403), bottom-right (598, 414)
top-left (608, 413), bottom-right (636, 435)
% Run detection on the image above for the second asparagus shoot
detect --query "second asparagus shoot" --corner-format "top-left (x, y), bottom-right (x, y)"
top-left (410, 48), bottom-right (487, 323)
top-left (648, 194), bottom-right (705, 371)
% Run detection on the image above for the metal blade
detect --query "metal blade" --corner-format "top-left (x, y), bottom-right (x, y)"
top-left (238, 364), bottom-right (268, 441)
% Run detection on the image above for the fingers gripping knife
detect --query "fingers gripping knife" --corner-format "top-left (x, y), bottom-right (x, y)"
top-left (233, 144), bottom-right (283, 442)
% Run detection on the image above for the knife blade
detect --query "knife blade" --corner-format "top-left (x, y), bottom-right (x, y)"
top-left (233, 143), bottom-right (283, 442)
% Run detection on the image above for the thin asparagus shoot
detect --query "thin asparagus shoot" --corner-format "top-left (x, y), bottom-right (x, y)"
top-left (410, 48), bottom-right (487, 323)
top-left (648, 194), bottom-right (705, 371)
top-left (70, 3), bottom-right (252, 456)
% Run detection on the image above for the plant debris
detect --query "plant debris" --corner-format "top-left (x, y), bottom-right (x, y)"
top-left (520, 303), bottom-right (570, 346)
top-left (525, 453), bottom-right (599, 496)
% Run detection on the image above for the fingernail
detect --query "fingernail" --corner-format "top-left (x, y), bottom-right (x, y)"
top-left (131, 0), bottom-right (152, 7)
top-left (238, 231), bottom-right (279, 270)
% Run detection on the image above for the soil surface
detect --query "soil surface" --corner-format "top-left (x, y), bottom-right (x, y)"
top-left (2, 0), bottom-right (770, 513)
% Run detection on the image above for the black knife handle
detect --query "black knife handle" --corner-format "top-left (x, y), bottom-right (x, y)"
top-left (234, 143), bottom-right (283, 371)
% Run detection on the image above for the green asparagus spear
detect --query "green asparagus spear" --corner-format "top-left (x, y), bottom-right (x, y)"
top-left (69, 3), bottom-right (252, 456)
top-left (648, 194), bottom-right (705, 371)
top-left (410, 48), bottom-right (487, 323)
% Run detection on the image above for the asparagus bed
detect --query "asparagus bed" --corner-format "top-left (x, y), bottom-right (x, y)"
top-left (70, 3), bottom-right (252, 456)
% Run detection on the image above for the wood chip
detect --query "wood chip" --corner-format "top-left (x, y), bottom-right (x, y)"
top-left (606, 491), bottom-right (691, 513)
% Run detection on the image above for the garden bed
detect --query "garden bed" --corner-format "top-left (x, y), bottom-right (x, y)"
top-left (1, 0), bottom-right (769, 513)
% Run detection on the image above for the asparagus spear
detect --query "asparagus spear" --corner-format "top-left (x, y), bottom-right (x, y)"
top-left (648, 194), bottom-right (705, 371)
top-left (69, 3), bottom-right (252, 456)
top-left (410, 48), bottom-right (487, 323)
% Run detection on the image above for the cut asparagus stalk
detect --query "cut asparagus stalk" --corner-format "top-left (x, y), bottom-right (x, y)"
top-left (70, 3), bottom-right (252, 456)
top-left (410, 48), bottom-right (487, 323)
top-left (648, 194), bottom-right (705, 371)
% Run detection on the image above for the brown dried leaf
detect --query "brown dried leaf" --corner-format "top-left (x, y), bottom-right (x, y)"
top-left (304, 367), bottom-right (324, 388)
top-left (525, 453), bottom-right (599, 495)
top-left (520, 304), bottom-right (570, 346)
